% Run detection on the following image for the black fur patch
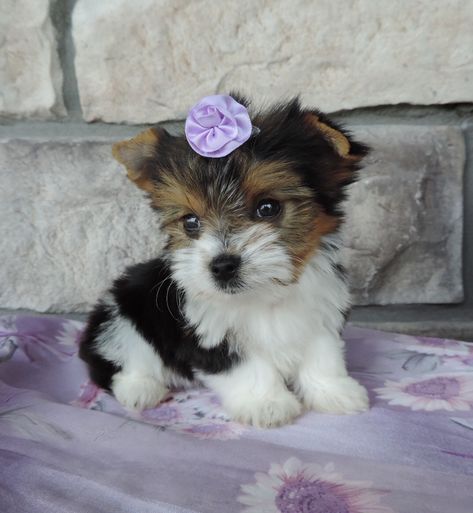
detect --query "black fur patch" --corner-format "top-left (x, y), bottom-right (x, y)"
top-left (79, 259), bottom-right (240, 388)
top-left (79, 303), bottom-right (121, 391)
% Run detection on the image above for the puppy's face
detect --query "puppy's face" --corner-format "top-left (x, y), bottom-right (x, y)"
top-left (113, 97), bottom-right (368, 299)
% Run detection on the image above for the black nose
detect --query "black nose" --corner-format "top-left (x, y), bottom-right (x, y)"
top-left (210, 254), bottom-right (241, 283)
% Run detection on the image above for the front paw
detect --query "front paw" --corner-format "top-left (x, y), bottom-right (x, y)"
top-left (225, 390), bottom-right (302, 428)
top-left (112, 372), bottom-right (168, 410)
top-left (302, 376), bottom-right (369, 415)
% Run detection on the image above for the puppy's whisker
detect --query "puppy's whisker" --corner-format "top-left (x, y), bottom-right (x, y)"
top-left (176, 287), bottom-right (185, 319)
top-left (150, 276), bottom-right (167, 293)
top-left (154, 276), bottom-right (173, 312)
top-left (165, 280), bottom-right (181, 322)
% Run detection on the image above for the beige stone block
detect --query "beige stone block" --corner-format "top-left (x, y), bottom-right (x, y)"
top-left (0, 0), bottom-right (64, 118)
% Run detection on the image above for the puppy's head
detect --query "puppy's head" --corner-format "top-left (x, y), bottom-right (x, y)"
top-left (112, 96), bottom-right (368, 299)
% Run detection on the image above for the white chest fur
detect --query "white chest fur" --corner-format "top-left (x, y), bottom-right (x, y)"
top-left (183, 248), bottom-right (350, 377)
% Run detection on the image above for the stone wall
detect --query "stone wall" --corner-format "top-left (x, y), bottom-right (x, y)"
top-left (0, 0), bottom-right (472, 313)
top-left (72, 0), bottom-right (473, 123)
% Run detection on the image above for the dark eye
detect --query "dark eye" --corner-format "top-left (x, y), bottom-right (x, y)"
top-left (255, 199), bottom-right (281, 219)
top-left (182, 214), bottom-right (201, 234)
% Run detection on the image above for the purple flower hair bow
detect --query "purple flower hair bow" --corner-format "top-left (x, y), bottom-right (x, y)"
top-left (185, 95), bottom-right (253, 158)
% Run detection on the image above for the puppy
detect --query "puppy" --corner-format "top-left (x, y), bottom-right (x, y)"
top-left (79, 94), bottom-right (370, 428)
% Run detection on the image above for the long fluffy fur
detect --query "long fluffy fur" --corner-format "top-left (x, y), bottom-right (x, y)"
top-left (80, 96), bottom-right (370, 427)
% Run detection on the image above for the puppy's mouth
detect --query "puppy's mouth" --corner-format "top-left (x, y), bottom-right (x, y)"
top-left (214, 279), bottom-right (247, 295)
top-left (212, 274), bottom-right (291, 296)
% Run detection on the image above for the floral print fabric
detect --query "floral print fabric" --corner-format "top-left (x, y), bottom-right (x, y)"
top-left (0, 315), bottom-right (472, 513)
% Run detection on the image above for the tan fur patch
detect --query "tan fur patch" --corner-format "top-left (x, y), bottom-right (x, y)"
top-left (243, 161), bottom-right (311, 201)
top-left (112, 128), bottom-right (160, 191)
top-left (149, 172), bottom-right (212, 251)
top-left (152, 174), bottom-right (207, 219)
top-left (290, 213), bottom-right (340, 279)
top-left (305, 114), bottom-right (351, 158)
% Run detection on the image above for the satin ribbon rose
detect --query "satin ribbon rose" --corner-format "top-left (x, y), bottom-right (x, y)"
top-left (185, 95), bottom-right (253, 158)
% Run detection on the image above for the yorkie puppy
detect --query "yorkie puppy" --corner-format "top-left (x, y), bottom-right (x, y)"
top-left (79, 94), bottom-right (370, 427)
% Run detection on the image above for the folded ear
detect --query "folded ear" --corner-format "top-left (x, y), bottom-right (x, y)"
top-left (112, 127), bottom-right (162, 192)
top-left (304, 113), bottom-right (368, 161)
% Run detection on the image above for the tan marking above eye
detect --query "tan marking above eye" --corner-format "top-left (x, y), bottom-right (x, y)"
top-left (243, 162), bottom-right (312, 206)
top-left (151, 174), bottom-right (207, 219)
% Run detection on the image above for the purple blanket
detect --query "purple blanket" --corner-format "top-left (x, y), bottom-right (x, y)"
top-left (0, 315), bottom-right (472, 513)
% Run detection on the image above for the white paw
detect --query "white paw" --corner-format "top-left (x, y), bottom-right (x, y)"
top-left (225, 390), bottom-right (302, 428)
top-left (112, 372), bottom-right (168, 410)
top-left (301, 376), bottom-right (369, 415)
